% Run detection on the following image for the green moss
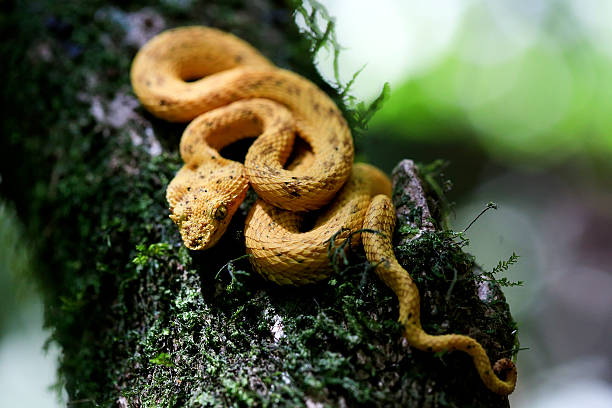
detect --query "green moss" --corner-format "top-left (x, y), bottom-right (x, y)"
top-left (1, 0), bottom-right (517, 407)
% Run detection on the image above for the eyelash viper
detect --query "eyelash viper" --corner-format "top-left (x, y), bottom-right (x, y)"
top-left (130, 26), bottom-right (517, 395)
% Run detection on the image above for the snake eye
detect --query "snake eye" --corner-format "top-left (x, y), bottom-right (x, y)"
top-left (213, 204), bottom-right (227, 220)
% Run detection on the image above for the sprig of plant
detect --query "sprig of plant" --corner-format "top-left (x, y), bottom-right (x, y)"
top-left (463, 201), bottom-right (498, 233)
top-left (215, 254), bottom-right (253, 293)
top-left (350, 83), bottom-right (390, 134)
top-left (326, 228), bottom-right (388, 280)
top-left (131, 242), bottom-right (171, 266)
top-left (478, 252), bottom-right (523, 287)
top-left (215, 254), bottom-right (252, 280)
top-left (293, 0), bottom-right (390, 135)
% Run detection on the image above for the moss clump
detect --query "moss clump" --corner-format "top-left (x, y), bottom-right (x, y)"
top-left (0, 0), bottom-right (517, 406)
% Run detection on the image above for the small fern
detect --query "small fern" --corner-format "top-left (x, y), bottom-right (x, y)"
top-left (479, 252), bottom-right (523, 287)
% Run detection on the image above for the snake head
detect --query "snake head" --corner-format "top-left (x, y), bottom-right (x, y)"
top-left (166, 162), bottom-right (248, 250)
top-left (169, 194), bottom-right (239, 250)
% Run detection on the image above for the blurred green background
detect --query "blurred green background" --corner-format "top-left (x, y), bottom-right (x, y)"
top-left (303, 1), bottom-right (612, 407)
top-left (1, 0), bottom-right (611, 406)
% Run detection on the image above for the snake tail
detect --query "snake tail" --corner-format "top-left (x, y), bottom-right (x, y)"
top-left (362, 195), bottom-right (518, 395)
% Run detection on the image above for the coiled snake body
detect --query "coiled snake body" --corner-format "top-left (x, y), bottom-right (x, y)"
top-left (131, 26), bottom-right (517, 395)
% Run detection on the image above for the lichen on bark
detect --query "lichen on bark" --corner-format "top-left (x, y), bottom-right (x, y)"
top-left (0, 0), bottom-right (517, 407)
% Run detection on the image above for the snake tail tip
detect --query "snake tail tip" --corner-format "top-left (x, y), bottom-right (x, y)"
top-left (493, 358), bottom-right (517, 379)
top-left (492, 358), bottom-right (518, 394)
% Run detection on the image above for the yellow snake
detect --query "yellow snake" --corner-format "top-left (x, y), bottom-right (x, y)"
top-left (130, 26), bottom-right (517, 395)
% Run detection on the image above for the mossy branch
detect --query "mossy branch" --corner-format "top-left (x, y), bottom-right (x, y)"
top-left (1, 1), bottom-right (518, 406)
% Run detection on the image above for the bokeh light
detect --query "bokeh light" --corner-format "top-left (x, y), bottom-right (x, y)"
top-left (311, 0), bottom-right (612, 168)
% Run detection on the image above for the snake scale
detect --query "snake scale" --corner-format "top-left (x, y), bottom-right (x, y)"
top-left (130, 26), bottom-right (517, 395)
